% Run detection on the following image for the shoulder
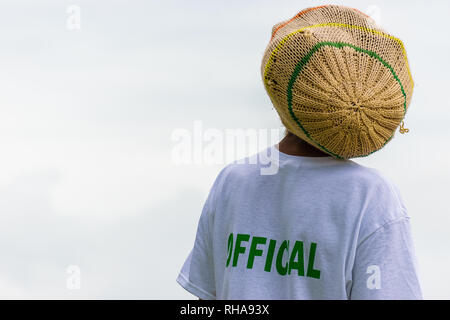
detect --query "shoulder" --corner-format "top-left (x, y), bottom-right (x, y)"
top-left (311, 160), bottom-right (404, 208)
top-left (330, 160), bottom-right (393, 186)
top-left (344, 162), bottom-right (409, 244)
top-left (334, 161), bottom-right (403, 202)
top-left (206, 152), bottom-right (266, 204)
top-left (215, 152), bottom-right (264, 182)
top-left (351, 162), bottom-right (406, 212)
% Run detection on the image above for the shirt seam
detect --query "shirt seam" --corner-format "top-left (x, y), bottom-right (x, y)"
top-left (356, 215), bottom-right (410, 249)
top-left (177, 272), bottom-right (216, 300)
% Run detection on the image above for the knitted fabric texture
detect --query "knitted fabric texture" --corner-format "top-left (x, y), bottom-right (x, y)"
top-left (262, 5), bottom-right (413, 159)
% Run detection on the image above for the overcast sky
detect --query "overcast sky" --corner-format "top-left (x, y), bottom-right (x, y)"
top-left (0, 0), bottom-right (448, 299)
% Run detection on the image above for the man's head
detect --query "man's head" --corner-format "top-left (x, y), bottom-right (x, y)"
top-left (262, 5), bottom-right (413, 159)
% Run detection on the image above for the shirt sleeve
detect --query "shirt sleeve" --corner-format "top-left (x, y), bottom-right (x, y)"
top-left (176, 168), bottom-right (228, 300)
top-left (176, 204), bottom-right (216, 299)
top-left (349, 217), bottom-right (423, 300)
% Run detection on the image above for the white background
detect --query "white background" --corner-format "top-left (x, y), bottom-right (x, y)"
top-left (0, 0), bottom-right (448, 299)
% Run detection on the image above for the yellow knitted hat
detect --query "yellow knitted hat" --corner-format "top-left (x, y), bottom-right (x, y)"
top-left (262, 5), bottom-right (413, 159)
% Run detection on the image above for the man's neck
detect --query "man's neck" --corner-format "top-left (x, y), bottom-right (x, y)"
top-left (278, 132), bottom-right (330, 157)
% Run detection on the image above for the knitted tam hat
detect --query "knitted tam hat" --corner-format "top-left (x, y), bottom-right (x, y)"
top-left (261, 5), bottom-right (413, 159)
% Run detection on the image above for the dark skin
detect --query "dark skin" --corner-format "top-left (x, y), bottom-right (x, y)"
top-left (278, 131), bottom-right (330, 157)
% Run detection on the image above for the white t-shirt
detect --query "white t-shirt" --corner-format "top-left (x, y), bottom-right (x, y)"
top-left (177, 146), bottom-right (422, 299)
